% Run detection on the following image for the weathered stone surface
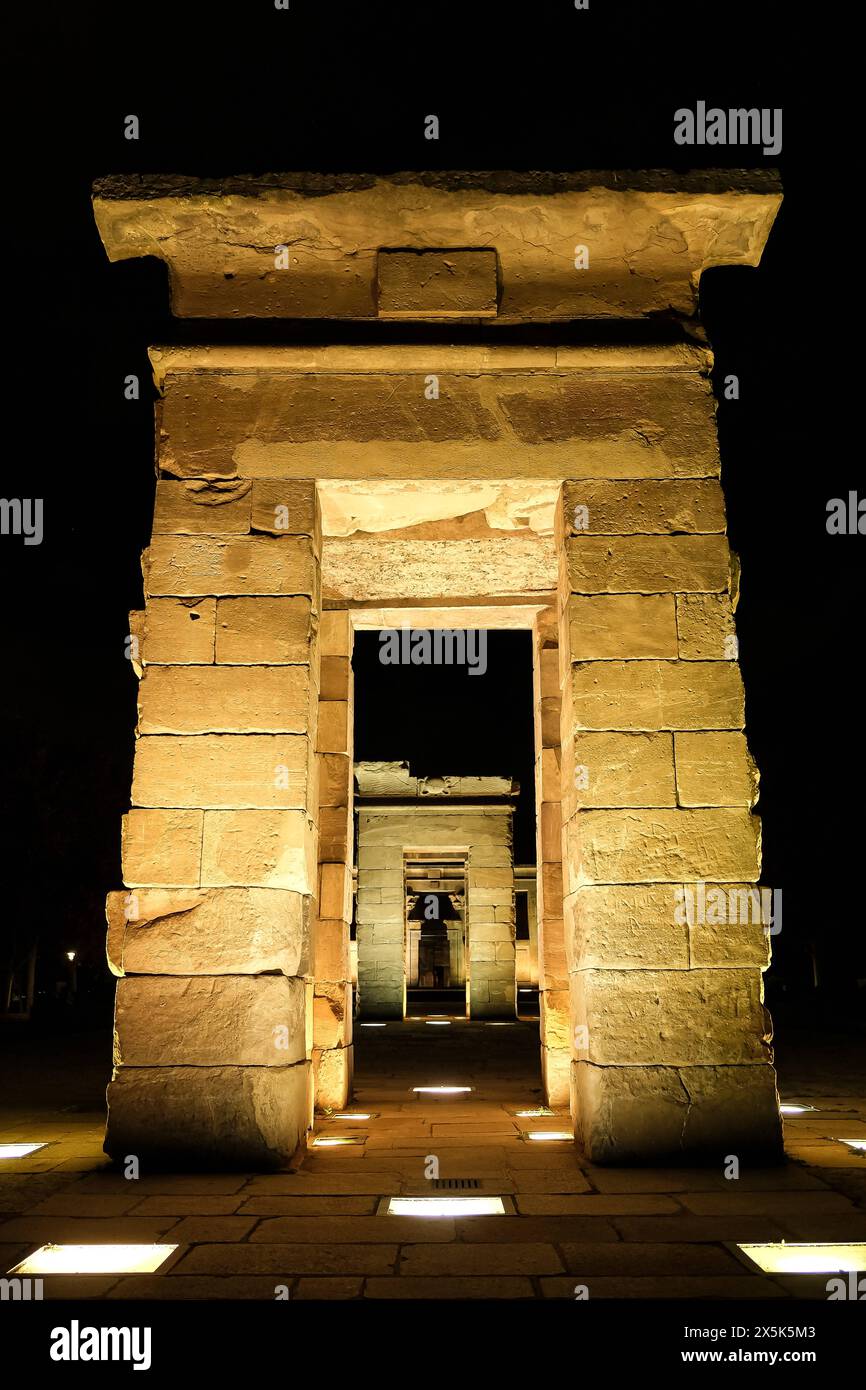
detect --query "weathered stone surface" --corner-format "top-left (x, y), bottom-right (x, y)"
top-left (571, 1061), bottom-right (783, 1164)
top-left (563, 535), bottom-right (729, 594)
top-left (141, 598), bottom-right (216, 664)
top-left (562, 732), bottom-right (675, 814)
top-left (570, 968), bottom-right (770, 1066)
top-left (674, 732), bottom-right (759, 807)
top-left (324, 537), bottom-right (556, 602)
top-left (562, 480), bottom-right (726, 534)
top-left (320, 608), bottom-right (352, 657)
top-left (319, 805), bottom-right (352, 862)
top-left (687, 889), bottom-right (772, 969)
top-left (132, 734), bottom-right (311, 809)
top-left (313, 984), bottom-right (353, 1049)
top-left (565, 885), bottom-right (689, 971)
top-left (145, 535), bottom-right (317, 596)
top-left (566, 660), bottom-right (745, 731)
top-left (105, 1063), bottom-right (310, 1169)
top-left (317, 702), bottom-right (350, 755)
top-left (138, 665), bottom-right (314, 734)
top-left (319, 863), bottom-right (352, 921)
top-left (562, 594), bottom-right (677, 660)
top-left (541, 1045), bottom-right (571, 1109)
top-left (250, 481), bottom-right (318, 537)
top-left (314, 919), bottom-right (351, 982)
top-left (564, 808), bottom-right (760, 886)
top-left (215, 596), bottom-right (315, 664)
top-left (122, 808), bottom-right (203, 886)
top-left (676, 593), bottom-right (737, 659)
top-left (96, 174), bottom-right (780, 322)
top-left (313, 1045), bottom-right (353, 1112)
top-left (201, 810), bottom-right (316, 892)
top-left (319, 753), bottom-right (352, 807)
top-left (148, 349), bottom-right (723, 481)
top-left (106, 887), bottom-right (308, 975)
top-left (115, 975), bottom-right (307, 1066)
top-left (320, 656), bottom-right (351, 702)
top-left (153, 479), bottom-right (252, 533)
top-left (377, 249), bottom-right (498, 318)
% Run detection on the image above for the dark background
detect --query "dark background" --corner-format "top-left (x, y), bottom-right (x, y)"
top-left (1, 2), bottom-right (861, 1028)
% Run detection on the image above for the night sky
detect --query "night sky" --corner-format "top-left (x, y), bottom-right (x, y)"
top-left (2, 3), bottom-right (861, 1017)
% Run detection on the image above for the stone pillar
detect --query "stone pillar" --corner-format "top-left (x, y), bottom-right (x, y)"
top-left (313, 610), bottom-right (354, 1107)
top-left (466, 808), bottom-right (516, 1019)
top-left (532, 606), bottom-right (569, 1104)
top-left (104, 471), bottom-right (322, 1169)
top-left (557, 478), bottom-right (782, 1163)
top-left (356, 811), bottom-right (406, 1018)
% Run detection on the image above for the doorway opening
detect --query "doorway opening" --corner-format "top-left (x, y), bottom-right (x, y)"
top-left (404, 853), bottom-right (467, 1016)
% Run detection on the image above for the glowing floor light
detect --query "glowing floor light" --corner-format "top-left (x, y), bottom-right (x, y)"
top-left (526, 1130), bottom-right (572, 1142)
top-left (10, 1244), bottom-right (178, 1276)
top-left (426, 1020), bottom-right (452, 1026)
top-left (736, 1243), bottom-right (866, 1274)
top-left (0, 1143), bottom-right (47, 1160)
top-left (780, 1103), bottom-right (817, 1115)
top-left (312, 1136), bottom-right (363, 1147)
top-left (841, 1139), bottom-right (866, 1152)
top-left (360, 1022), bottom-right (386, 1028)
top-left (330, 1113), bottom-right (373, 1121)
top-left (412, 1086), bottom-right (472, 1095)
top-left (388, 1196), bottom-right (505, 1217)
top-left (515, 1108), bottom-right (554, 1118)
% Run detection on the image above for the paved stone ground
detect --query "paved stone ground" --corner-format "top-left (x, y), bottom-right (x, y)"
top-left (1, 1019), bottom-right (864, 1300)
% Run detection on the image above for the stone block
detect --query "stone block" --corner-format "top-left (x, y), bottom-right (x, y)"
top-left (145, 535), bottom-right (317, 597)
top-left (562, 731), bottom-right (675, 814)
top-left (313, 919), bottom-right (351, 982)
top-left (319, 862), bottom-right (352, 921)
top-left (563, 808), bottom-right (761, 886)
top-left (562, 534), bottom-right (729, 594)
top-left (541, 1045), bottom-right (571, 1109)
top-left (201, 810), bottom-right (316, 892)
top-left (114, 975), bottom-right (307, 1066)
top-left (688, 889), bottom-right (772, 969)
top-left (318, 753), bottom-right (352, 808)
top-left (320, 655), bottom-right (351, 702)
top-left (319, 805), bottom-right (352, 862)
top-left (132, 734), bottom-right (311, 809)
top-left (105, 1063), bottom-right (310, 1169)
top-left (565, 885), bottom-right (689, 971)
top-left (122, 809), bottom-right (203, 887)
top-left (250, 481), bottom-right (318, 537)
top-left (676, 593), bottom-right (737, 659)
top-left (674, 732), bottom-right (759, 807)
top-left (562, 594), bottom-right (678, 660)
top-left (566, 660), bottom-right (745, 731)
top-left (320, 609), bottom-right (352, 657)
top-left (106, 887), bottom-right (308, 976)
top-left (313, 1045), bottom-right (353, 1111)
top-left (569, 967), bottom-right (770, 1066)
top-left (153, 479), bottom-right (251, 533)
top-left (571, 1061), bottom-right (782, 1164)
top-left (138, 665), bottom-right (315, 734)
top-left (376, 248), bottom-right (498, 319)
top-left (317, 701), bottom-right (350, 754)
top-left (141, 598), bottom-right (216, 664)
top-left (313, 984), bottom-right (353, 1049)
top-left (215, 596), bottom-right (315, 664)
top-left (561, 480), bottom-right (726, 535)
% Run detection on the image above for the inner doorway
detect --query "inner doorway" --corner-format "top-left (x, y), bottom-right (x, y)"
top-left (404, 854), bottom-right (467, 1015)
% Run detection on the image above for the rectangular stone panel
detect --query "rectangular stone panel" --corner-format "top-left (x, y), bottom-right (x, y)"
top-left (566, 660), bottom-right (745, 731)
top-left (323, 537), bottom-right (556, 603)
top-left (317, 702), bottom-right (350, 755)
top-left (132, 734), bottom-right (311, 809)
top-left (138, 665), bottom-right (315, 735)
top-left (562, 731), bottom-right (676, 815)
top-left (313, 983), bottom-right (353, 1050)
top-left (687, 887), bottom-right (772, 969)
top-left (201, 810), bottom-right (316, 892)
top-left (314, 918), bottom-right (351, 982)
top-left (562, 535), bottom-right (730, 594)
top-left (145, 535), bottom-right (317, 597)
top-left (250, 481), bottom-right (319, 537)
top-left (319, 862), bottom-right (352, 921)
top-left (313, 1044), bottom-right (353, 1112)
top-left (141, 598), bottom-right (216, 664)
top-left (377, 249), bottom-right (498, 319)
top-left (562, 594), bottom-right (677, 660)
top-left (106, 887), bottom-right (309, 976)
top-left (320, 656), bottom-right (351, 702)
top-left (561, 480), bottom-right (726, 534)
top-left (676, 594), bottom-right (737, 660)
top-left (565, 885), bottom-right (689, 971)
top-left (318, 753), bottom-right (352, 808)
top-left (569, 967), bottom-right (769, 1066)
top-left (674, 731), bottom-right (758, 807)
top-left (319, 805), bottom-right (352, 862)
top-left (122, 808), bottom-right (204, 887)
top-left (153, 479), bottom-right (252, 533)
top-left (215, 597), bottom-right (315, 664)
top-left (104, 1063), bottom-right (310, 1169)
top-left (114, 975), bottom-right (307, 1066)
top-left (563, 808), bottom-right (761, 886)
top-left (571, 1061), bottom-right (782, 1164)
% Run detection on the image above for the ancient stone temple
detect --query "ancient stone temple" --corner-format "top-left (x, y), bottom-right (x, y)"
top-left (94, 170), bottom-right (784, 1168)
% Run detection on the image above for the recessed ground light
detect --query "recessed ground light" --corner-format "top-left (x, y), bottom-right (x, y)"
top-left (388, 1196), bottom-right (505, 1217)
top-left (412, 1086), bottom-right (472, 1095)
top-left (0, 1143), bottom-right (47, 1159)
top-left (330, 1113), bottom-right (373, 1121)
top-left (486, 1022), bottom-right (515, 1027)
top-left (526, 1131), bottom-right (572, 1142)
top-left (515, 1108), bottom-right (554, 1118)
top-left (841, 1139), bottom-right (866, 1152)
top-left (312, 1136), bottom-right (363, 1147)
top-left (780, 1103), bottom-right (818, 1115)
top-left (518, 989), bottom-right (533, 994)
top-left (736, 1242), bottom-right (866, 1275)
top-left (9, 1244), bottom-right (178, 1276)
top-left (360, 1022), bottom-right (386, 1028)
top-left (426, 1020), bottom-right (451, 1026)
